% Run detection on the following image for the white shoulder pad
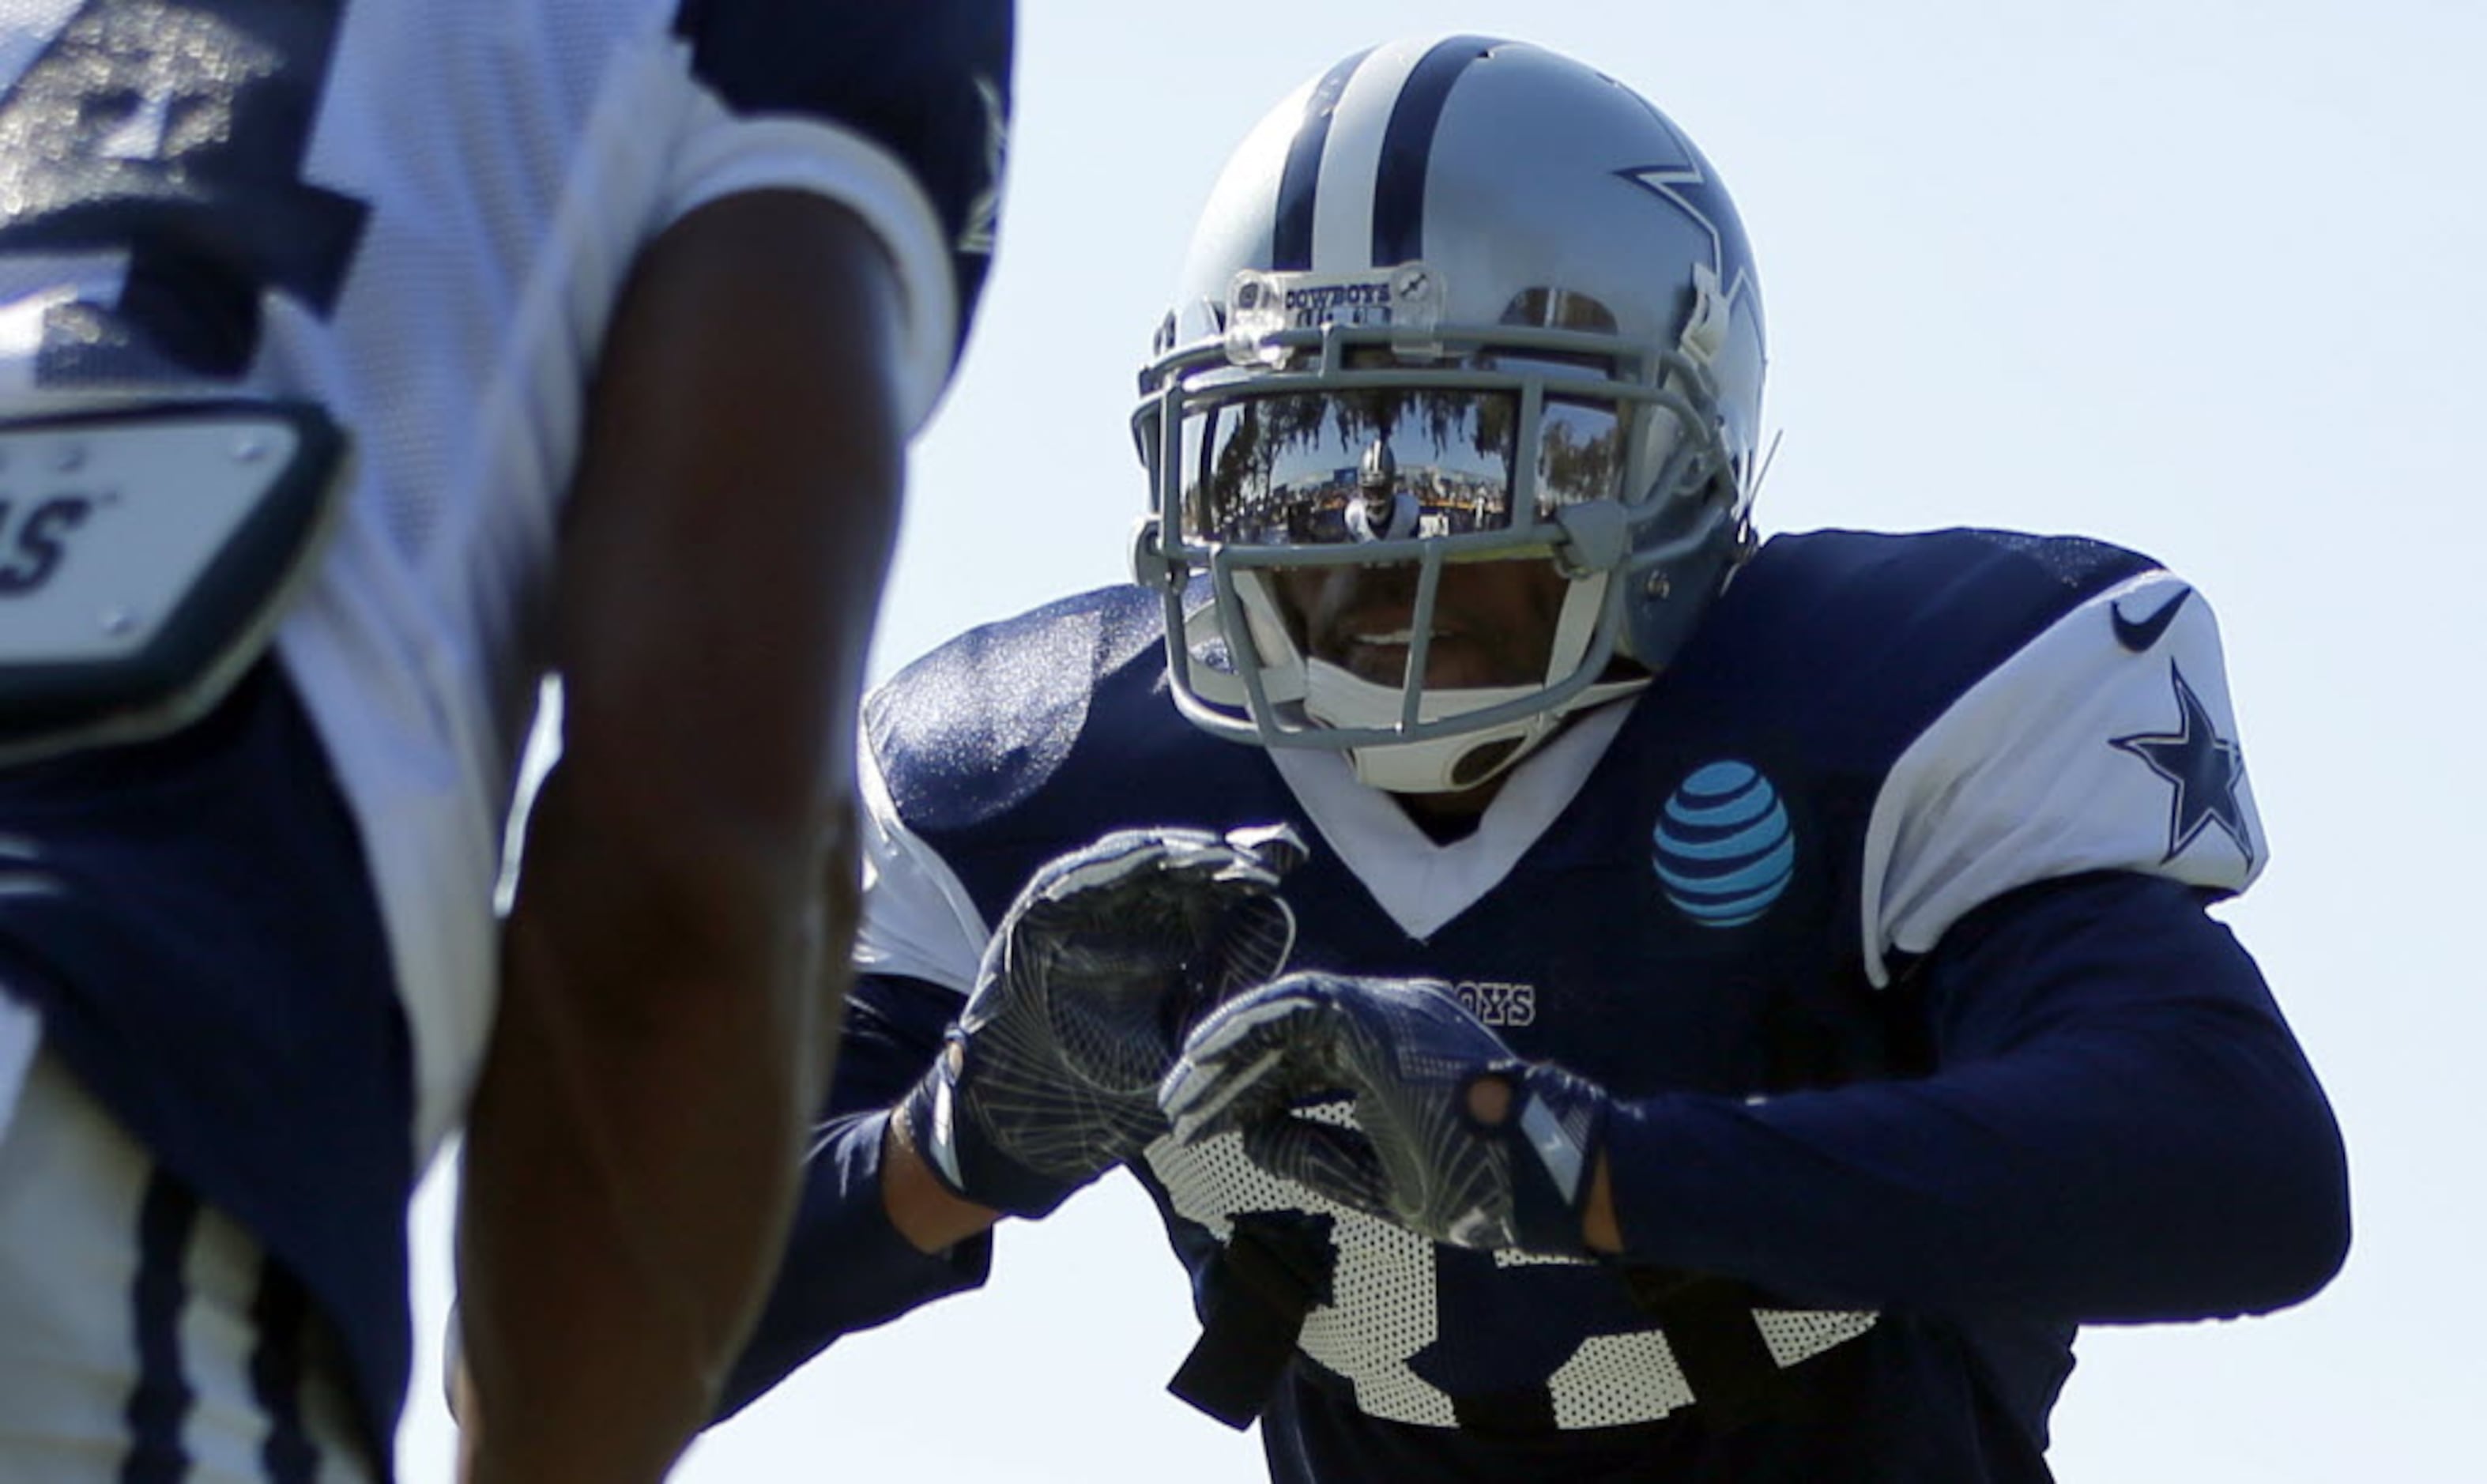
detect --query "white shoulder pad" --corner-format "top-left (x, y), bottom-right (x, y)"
top-left (656, 43), bottom-right (959, 434)
top-left (851, 730), bottom-right (990, 994)
top-left (1858, 571), bottom-right (2263, 986)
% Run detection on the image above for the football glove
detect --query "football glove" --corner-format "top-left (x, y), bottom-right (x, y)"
top-left (1159, 971), bottom-right (1609, 1254)
top-left (899, 824), bottom-right (1302, 1217)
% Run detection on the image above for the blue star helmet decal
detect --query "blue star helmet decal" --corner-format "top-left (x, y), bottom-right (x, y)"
top-left (1652, 761), bottom-right (1796, 928)
top-left (2112, 662), bottom-right (2255, 865)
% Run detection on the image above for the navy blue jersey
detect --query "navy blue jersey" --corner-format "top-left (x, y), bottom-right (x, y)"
top-left (740, 528), bottom-right (2346, 1480)
top-left (0, 663), bottom-right (410, 1464)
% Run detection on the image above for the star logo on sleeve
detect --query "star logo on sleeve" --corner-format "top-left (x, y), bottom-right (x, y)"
top-left (2112, 662), bottom-right (2255, 866)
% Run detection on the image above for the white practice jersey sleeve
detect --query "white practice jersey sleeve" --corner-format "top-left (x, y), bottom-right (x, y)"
top-left (852, 732), bottom-right (989, 996)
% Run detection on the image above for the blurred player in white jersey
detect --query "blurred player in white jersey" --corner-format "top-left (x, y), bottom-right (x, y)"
top-left (0, 2), bottom-right (1013, 1479)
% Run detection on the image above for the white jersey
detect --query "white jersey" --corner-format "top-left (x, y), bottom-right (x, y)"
top-left (0, 0), bottom-right (1008, 1159)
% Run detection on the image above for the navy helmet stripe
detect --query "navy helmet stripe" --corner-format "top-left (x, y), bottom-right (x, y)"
top-left (122, 1170), bottom-right (201, 1483)
top-left (1371, 36), bottom-right (1499, 267)
top-left (1272, 47), bottom-right (1372, 270)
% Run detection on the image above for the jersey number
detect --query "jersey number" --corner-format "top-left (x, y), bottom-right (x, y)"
top-left (0, 0), bottom-right (367, 382)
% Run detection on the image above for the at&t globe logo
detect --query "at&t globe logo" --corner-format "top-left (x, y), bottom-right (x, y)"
top-left (1652, 761), bottom-right (1795, 928)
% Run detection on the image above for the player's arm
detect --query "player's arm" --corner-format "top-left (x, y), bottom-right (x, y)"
top-left (454, 190), bottom-right (906, 1484)
top-left (730, 824), bottom-right (1313, 1290)
top-left (1170, 883), bottom-right (2345, 1320)
top-left (711, 806), bottom-right (1302, 1414)
top-left (715, 972), bottom-right (1001, 1418)
top-left (1587, 870), bottom-right (2349, 1318)
top-left (869, 824), bottom-right (1298, 1243)
top-left (1578, 576), bottom-right (2351, 1317)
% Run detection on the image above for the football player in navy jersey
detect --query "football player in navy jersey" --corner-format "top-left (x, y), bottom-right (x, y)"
top-left (0, 2), bottom-right (1012, 1480)
top-left (724, 33), bottom-right (2347, 1483)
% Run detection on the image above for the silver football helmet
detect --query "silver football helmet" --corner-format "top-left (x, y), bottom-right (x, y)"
top-left (1130, 36), bottom-right (1768, 793)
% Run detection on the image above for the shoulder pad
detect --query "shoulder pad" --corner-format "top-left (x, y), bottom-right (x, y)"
top-left (1858, 566), bottom-right (2263, 983)
top-left (865, 586), bottom-right (1166, 834)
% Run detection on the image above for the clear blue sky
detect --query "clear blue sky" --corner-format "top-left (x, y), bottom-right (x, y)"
top-left (403, 2), bottom-right (2485, 1478)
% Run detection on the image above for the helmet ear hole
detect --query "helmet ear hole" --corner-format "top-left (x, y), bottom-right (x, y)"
top-left (1451, 737), bottom-right (1524, 789)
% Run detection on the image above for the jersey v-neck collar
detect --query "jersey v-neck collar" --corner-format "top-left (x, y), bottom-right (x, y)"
top-left (1268, 702), bottom-right (1637, 943)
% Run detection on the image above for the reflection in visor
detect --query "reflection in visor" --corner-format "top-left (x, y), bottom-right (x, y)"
top-left (1181, 390), bottom-right (1624, 545)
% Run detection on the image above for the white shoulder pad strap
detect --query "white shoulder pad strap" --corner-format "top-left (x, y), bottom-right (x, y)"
top-left (851, 732), bottom-right (990, 994)
top-left (1858, 571), bottom-right (2264, 986)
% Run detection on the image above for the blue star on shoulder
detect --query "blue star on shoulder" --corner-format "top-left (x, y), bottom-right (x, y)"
top-left (2112, 662), bottom-right (2255, 865)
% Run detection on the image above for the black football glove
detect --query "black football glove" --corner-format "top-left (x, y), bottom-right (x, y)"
top-left (899, 824), bottom-right (1303, 1217)
top-left (1159, 971), bottom-right (1609, 1253)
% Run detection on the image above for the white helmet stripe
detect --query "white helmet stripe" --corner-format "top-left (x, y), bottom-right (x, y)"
top-left (1307, 37), bottom-right (1448, 271)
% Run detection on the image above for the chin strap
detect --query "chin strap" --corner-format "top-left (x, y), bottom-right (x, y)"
top-left (1305, 662), bottom-right (1646, 793)
top-left (1177, 567), bottom-right (1647, 794)
top-left (1312, 571), bottom-right (1645, 794)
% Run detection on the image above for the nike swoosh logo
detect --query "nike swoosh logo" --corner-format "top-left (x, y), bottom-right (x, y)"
top-left (2111, 586), bottom-right (2192, 653)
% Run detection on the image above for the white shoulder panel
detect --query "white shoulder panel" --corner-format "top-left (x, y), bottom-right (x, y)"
top-left (851, 729), bottom-right (989, 995)
top-left (1857, 570), bottom-right (2264, 986)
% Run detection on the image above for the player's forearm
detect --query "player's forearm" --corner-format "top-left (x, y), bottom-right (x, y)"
top-left (881, 1096), bottom-right (1004, 1252)
top-left (453, 191), bottom-right (912, 1478)
top-left (1597, 1038), bottom-right (2339, 1316)
top-left (456, 776), bottom-right (839, 1482)
top-left (1582, 1154), bottom-right (1622, 1253)
top-left (715, 975), bottom-right (1004, 1419)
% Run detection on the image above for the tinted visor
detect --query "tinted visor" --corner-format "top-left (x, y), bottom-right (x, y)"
top-left (1179, 390), bottom-right (1624, 545)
